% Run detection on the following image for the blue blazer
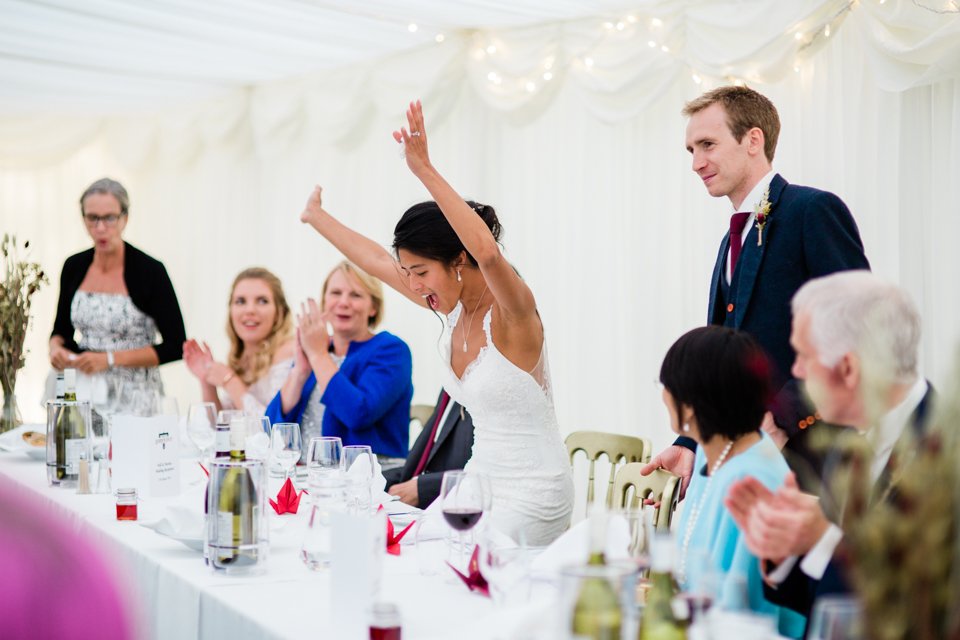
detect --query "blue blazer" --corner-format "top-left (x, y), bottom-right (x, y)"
top-left (264, 331), bottom-right (413, 459)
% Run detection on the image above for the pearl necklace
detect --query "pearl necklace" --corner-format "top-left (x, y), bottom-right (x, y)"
top-left (678, 438), bottom-right (736, 584)
top-left (459, 285), bottom-right (488, 353)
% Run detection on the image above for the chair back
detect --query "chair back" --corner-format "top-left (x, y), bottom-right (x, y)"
top-left (611, 464), bottom-right (681, 532)
top-left (409, 404), bottom-right (436, 449)
top-left (565, 431), bottom-right (652, 512)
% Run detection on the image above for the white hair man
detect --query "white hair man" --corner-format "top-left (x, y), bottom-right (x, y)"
top-left (724, 270), bottom-right (933, 618)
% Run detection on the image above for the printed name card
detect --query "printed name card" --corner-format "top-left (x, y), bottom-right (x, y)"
top-left (331, 511), bottom-right (386, 640)
top-left (111, 414), bottom-right (180, 498)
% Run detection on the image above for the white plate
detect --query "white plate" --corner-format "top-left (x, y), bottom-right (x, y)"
top-left (0, 424), bottom-right (46, 460)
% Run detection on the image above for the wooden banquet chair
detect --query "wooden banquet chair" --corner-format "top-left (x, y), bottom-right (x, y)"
top-left (611, 464), bottom-right (681, 532)
top-left (565, 431), bottom-right (653, 515)
top-left (409, 403), bottom-right (436, 449)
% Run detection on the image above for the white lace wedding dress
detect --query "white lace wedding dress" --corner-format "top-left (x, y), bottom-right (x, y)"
top-left (439, 303), bottom-right (573, 546)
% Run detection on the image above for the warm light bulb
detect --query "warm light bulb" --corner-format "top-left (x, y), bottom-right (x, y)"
top-left (525, 81), bottom-right (537, 93)
top-left (435, 34), bottom-right (445, 43)
top-left (408, 23), bottom-right (418, 33)
top-left (794, 32), bottom-right (804, 41)
top-left (543, 71), bottom-right (553, 81)
top-left (650, 18), bottom-right (663, 29)
top-left (486, 44), bottom-right (497, 54)
top-left (824, 24), bottom-right (831, 37)
top-left (692, 73), bottom-right (702, 84)
top-left (543, 56), bottom-right (555, 70)
top-left (487, 72), bottom-right (501, 85)
top-left (627, 15), bottom-right (638, 23)
top-left (584, 57), bottom-right (594, 68)
top-left (661, 45), bottom-right (670, 53)
top-left (603, 21), bottom-right (614, 30)
top-left (616, 21), bottom-right (625, 30)
top-left (648, 40), bottom-right (657, 48)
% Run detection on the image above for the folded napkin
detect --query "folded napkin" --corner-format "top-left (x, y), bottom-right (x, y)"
top-left (140, 504), bottom-right (205, 552)
top-left (448, 545), bottom-right (490, 597)
top-left (377, 505), bottom-right (415, 555)
top-left (270, 477), bottom-right (306, 515)
top-left (530, 513), bottom-right (630, 573)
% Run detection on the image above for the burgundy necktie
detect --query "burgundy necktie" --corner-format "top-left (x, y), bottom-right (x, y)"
top-left (413, 391), bottom-right (451, 477)
top-left (728, 211), bottom-right (751, 276)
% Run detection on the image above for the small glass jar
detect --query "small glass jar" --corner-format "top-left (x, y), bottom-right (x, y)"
top-left (116, 487), bottom-right (138, 521)
top-left (369, 602), bottom-right (401, 640)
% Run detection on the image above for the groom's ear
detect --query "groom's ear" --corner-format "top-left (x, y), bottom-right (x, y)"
top-left (745, 126), bottom-right (766, 157)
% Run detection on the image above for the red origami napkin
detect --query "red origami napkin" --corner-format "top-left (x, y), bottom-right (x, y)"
top-left (447, 545), bottom-right (490, 597)
top-left (269, 478), bottom-right (306, 515)
top-left (377, 505), bottom-right (415, 556)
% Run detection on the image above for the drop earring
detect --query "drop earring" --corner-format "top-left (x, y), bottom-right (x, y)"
top-left (457, 269), bottom-right (462, 282)
top-left (682, 423), bottom-right (690, 433)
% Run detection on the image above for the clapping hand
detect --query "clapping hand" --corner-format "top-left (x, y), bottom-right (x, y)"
top-left (183, 339), bottom-right (214, 381)
top-left (297, 298), bottom-right (331, 364)
top-left (393, 100), bottom-right (431, 177)
top-left (725, 472), bottom-right (828, 563)
top-left (291, 328), bottom-right (311, 377)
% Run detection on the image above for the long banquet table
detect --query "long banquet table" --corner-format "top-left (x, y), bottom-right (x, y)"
top-left (0, 448), bottom-right (553, 640)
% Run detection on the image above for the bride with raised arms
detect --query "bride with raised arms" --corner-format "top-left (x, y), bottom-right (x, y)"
top-left (298, 101), bottom-right (573, 545)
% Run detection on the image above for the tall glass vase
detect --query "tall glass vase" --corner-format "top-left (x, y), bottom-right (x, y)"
top-left (1, 389), bottom-right (22, 434)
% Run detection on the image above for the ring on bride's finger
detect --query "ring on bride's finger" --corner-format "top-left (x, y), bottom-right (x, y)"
top-left (411, 131), bottom-right (421, 137)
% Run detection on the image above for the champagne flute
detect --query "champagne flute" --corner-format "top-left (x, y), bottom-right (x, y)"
top-left (440, 470), bottom-right (488, 571)
top-left (270, 423), bottom-right (302, 481)
top-left (187, 402), bottom-right (217, 461)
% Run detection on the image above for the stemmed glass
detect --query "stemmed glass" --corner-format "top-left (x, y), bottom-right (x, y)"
top-left (306, 436), bottom-right (343, 481)
top-left (440, 470), bottom-right (489, 571)
top-left (808, 596), bottom-right (864, 640)
top-left (186, 402), bottom-right (217, 461)
top-left (270, 423), bottom-right (302, 481)
top-left (342, 445), bottom-right (375, 514)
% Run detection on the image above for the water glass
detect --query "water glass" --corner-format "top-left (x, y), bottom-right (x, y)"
top-left (414, 512), bottom-right (448, 577)
top-left (270, 423), bottom-right (302, 480)
top-left (808, 595), bottom-right (864, 640)
top-left (342, 445), bottom-right (374, 514)
top-left (301, 470), bottom-right (346, 570)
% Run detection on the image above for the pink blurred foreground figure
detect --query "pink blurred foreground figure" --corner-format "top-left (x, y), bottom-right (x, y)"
top-left (0, 480), bottom-right (136, 640)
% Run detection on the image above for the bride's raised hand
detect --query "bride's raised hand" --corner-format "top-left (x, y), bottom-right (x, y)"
top-left (300, 185), bottom-right (325, 226)
top-left (392, 100), bottom-right (431, 177)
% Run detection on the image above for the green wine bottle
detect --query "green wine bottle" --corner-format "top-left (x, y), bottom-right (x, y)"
top-left (214, 420), bottom-right (259, 568)
top-left (638, 536), bottom-right (687, 640)
top-left (571, 509), bottom-right (623, 640)
top-left (54, 369), bottom-right (88, 485)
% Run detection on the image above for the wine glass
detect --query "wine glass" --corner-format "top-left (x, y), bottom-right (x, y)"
top-left (187, 402), bottom-right (217, 461)
top-left (217, 409), bottom-right (245, 425)
top-left (270, 423), bottom-right (302, 481)
top-left (342, 445), bottom-right (374, 514)
top-left (440, 470), bottom-right (488, 571)
top-left (305, 436), bottom-right (343, 485)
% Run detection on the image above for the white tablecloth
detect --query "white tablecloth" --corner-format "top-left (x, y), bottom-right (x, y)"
top-left (0, 450), bottom-right (553, 640)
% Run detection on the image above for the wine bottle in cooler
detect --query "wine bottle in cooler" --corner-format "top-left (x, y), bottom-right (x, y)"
top-left (214, 419), bottom-right (259, 568)
top-left (53, 369), bottom-right (88, 485)
top-left (571, 508), bottom-right (623, 640)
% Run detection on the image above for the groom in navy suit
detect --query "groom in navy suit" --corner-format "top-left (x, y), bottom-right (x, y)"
top-left (643, 86), bottom-right (870, 492)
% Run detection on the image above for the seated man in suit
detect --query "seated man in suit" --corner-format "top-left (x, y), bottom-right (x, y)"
top-left (385, 389), bottom-right (475, 508)
top-left (724, 271), bottom-right (933, 618)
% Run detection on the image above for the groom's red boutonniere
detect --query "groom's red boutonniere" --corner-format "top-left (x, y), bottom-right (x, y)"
top-left (755, 188), bottom-right (771, 246)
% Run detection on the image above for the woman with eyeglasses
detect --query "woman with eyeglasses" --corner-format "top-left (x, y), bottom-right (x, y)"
top-left (48, 178), bottom-right (186, 396)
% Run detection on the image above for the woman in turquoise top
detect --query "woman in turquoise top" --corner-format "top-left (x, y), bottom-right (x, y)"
top-left (659, 326), bottom-right (806, 638)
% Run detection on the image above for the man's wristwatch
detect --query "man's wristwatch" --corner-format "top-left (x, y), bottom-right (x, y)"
top-left (106, 351), bottom-right (115, 370)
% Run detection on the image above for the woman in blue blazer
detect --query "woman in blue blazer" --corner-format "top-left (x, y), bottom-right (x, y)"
top-left (265, 261), bottom-right (413, 466)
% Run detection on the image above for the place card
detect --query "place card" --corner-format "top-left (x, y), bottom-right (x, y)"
top-left (111, 414), bottom-right (180, 498)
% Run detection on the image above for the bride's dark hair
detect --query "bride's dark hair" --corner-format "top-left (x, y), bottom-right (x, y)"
top-left (392, 201), bottom-right (502, 266)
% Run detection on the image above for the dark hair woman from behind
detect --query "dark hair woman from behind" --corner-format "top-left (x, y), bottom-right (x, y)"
top-left (658, 325), bottom-right (806, 638)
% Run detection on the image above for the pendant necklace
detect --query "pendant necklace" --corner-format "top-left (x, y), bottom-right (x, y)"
top-left (460, 284), bottom-right (489, 353)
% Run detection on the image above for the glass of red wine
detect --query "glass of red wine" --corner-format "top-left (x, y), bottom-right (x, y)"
top-left (440, 470), bottom-right (488, 571)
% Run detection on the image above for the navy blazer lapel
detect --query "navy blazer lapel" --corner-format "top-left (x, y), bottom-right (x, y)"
top-left (707, 235), bottom-right (729, 323)
top-left (732, 174), bottom-right (786, 327)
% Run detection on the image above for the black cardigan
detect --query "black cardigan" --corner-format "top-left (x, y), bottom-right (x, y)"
top-left (51, 242), bottom-right (186, 365)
